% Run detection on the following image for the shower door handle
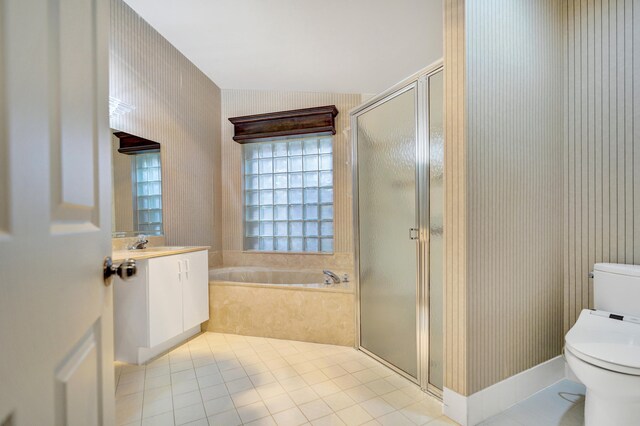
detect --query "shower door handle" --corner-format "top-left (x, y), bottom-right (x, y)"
top-left (409, 228), bottom-right (419, 240)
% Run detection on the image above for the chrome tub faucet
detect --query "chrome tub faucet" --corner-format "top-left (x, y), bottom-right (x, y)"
top-left (323, 270), bottom-right (341, 284)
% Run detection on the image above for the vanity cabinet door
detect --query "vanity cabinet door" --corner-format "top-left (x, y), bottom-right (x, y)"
top-left (148, 255), bottom-right (183, 347)
top-left (182, 250), bottom-right (209, 331)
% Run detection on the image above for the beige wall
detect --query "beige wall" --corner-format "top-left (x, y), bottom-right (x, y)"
top-left (220, 90), bottom-right (365, 271)
top-left (444, 0), bottom-right (640, 396)
top-left (444, 0), bottom-right (468, 395)
top-left (563, 0), bottom-right (640, 333)
top-left (444, 0), bottom-right (565, 395)
top-left (109, 0), bottom-right (222, 261)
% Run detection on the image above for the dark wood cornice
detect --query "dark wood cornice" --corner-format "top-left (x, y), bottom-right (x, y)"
top-left (229, 105), bottom-right (339, 143)
top-left (113, 131), bottom-right (160, 154)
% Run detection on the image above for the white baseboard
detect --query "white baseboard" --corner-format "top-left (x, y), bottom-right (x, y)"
top-left (443, 355), bottom-right (566, 425)
top-left (136, 326), bottom-right (201, 364)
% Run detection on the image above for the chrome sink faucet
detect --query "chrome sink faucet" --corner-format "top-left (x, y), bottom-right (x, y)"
top-left (129, 235), bottom-right (149, 250)
top-left (323, 270), bottom-right (341, 284)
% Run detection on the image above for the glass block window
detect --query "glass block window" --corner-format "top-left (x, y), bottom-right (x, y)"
top-left (132, 152), bottom-right (163, 234)
top-left (244, 136), bottom-right (334, 253)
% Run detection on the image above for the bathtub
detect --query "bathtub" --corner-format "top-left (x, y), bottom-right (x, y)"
top-left (206, 266), bottom-right (355, 346)
top-left (208, 266), bottom-right (351, 290)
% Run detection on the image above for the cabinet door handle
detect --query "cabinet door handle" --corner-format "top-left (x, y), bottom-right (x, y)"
top-left (178, 260), bottom-right (182, 282)
top-left (185, 259), bottom-right (190, 281)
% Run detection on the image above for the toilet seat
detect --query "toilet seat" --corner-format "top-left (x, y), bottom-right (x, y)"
top-left (565, 309), bottom-right (640, 376)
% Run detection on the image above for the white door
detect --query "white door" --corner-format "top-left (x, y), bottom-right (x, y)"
top-left (0, 0), bottom-right (113, 425)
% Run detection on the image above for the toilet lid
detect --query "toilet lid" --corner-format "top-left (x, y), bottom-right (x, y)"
top-left (565, 309), bottom-right (640, 374)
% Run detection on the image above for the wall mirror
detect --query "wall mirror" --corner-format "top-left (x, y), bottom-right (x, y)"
top-left (111, 130), bottom-right (164, 237)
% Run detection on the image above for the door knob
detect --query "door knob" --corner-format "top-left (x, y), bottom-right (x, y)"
top-left (103, 257), bottom-right (137, 286)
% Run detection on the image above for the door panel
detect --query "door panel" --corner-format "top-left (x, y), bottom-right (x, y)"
top-left (148, 256), bottom-right (183, 347)
top-left (51, 0), bottom-right (101, 227)
top-left (357, 86), bottom-right (418, 379)
top-left (182, 251), bottom-right (209, 331)
top-left (0, 0), bottom-right (113, 424)
top-left (55, 328), bottom-right (100, 426)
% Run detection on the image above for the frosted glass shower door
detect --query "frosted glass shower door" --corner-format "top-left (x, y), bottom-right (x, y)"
top-left (428, 70), bottom-right (444, 390)
top-left (356, 86), bottom-right (418, 379)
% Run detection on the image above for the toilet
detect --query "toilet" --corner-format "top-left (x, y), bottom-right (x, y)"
top-left (564, 263), bottom-right (640, 426)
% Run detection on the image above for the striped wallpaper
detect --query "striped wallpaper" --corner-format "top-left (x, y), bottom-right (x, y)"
top-left (444, 0), bottom-right (468, 396)
top-left (220, 90), bottom-right (365, 270)
top-left (563, 0), bottom-right (640, 332)
top-left (444, 0), bottom-right (639, 396)
top-left (464, 0), bottom-right (565, 394)
top-left (109, 0), bottom-right (222, 255)
top-left (444, 0), bottom-right (565, 395)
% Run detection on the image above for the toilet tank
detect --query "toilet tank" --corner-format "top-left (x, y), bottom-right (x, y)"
top-left (594, 263), bottom-right (640, 317)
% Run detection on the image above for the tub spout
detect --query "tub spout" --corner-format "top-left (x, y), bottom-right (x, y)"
top-left (323, 270), bottom-right (340, 284)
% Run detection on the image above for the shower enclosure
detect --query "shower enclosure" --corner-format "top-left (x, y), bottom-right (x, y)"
top-left (352, 62), bottom-right (444, 396)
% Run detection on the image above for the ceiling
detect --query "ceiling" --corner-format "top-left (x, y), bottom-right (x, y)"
top-left (123, 0), bottom-right (443, 94)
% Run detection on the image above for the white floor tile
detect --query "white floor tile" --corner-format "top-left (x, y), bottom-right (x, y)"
top-left (480, 380), bottom-right (585, 426)
top-left (322, 392), bottom-right (357, 412)
top-left (237, 401), bottom-right (271, 423)
top-left (114, 332), bottom-right (449, 426)
top-left (289, 386), bottom-right (321, 405)
top-left (264, 393), bottom-right (298, 415)
top-left (376, 410), bottom-right (415, 426)
top-left (311, 413), bottom-right (347, 426)
top-left (145, 374), bottom-right (171, 390)
top-left (359, 396), bottom-right (395, 418)
top-left (299, 399), bottom-right (334, 421)
top-left (141, 411), bottom-right (175, 426)
top-left (171, 378), bottom-right (199, 397)
top-left (199, 383), bottom-right (229, 402)
top-left (272, 407), bottom-right (309, 426)
top-left (226, 376), bottom-right (255, 394)
top-left (203, 395), bottom-right (235, 417)
top-left (245, 415), bottom-right (278, 426)
top-left (207, 408), bottom-right (242, 426)
top-left (173, 402), bottom-right (206, 425)
top-left (256, 382), bottom-right (287, 399)
top-left (231, 388), bottom-right (262, 407)
top-left (142, 396), bottom-right (173, 418)
top-left (335, 404), bottom-right (374, 426)
top-left (399, 399), bottom-right (441, 425)
top-left (172, 390), bottom-right (201, 410)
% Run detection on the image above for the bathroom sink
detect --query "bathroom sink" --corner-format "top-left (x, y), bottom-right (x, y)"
top-left (135, 246), bottom-right (187, 252)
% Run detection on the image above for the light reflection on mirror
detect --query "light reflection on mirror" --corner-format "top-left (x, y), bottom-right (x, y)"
top-left (111, 130), bottom-right (163, 238)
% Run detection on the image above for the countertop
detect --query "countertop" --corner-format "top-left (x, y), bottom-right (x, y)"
top-left (112, 246), bottom-right (210, 262)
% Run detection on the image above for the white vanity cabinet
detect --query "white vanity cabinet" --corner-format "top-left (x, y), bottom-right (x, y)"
top-left (114, 248), bottom-right (209, 364)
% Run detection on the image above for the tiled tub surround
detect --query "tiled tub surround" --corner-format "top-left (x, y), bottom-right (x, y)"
top-left (207, 267), bottom-right (355, 346)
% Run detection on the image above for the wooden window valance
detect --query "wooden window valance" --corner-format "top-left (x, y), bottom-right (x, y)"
top-left (228, 105), bottom-right (339, 143)
top-left (113, 131), bottom-right (160, 154)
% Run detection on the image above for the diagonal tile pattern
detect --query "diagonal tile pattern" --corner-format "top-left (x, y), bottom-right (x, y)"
top-left (115, 332), bottom-right (454, 426)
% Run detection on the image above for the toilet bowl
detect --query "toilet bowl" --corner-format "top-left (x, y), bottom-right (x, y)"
top-left (565, 309), bottom-right (640, 426)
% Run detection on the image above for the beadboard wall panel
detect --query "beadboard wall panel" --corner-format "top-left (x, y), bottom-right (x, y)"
top-left (444, 0), bottom-right (564, 395)
top-left (112, 135), bottom-right (134, 232)
top-left (465, 0), bottom-right (564, 394)
top-left (109, 0), bottom-right (222, 255)
top-left (563, 0), bottom-right (640, 332)
top-left (443, 0), bottom-right (468, 396)
top-left (221, 90), bottom-right (364, 270)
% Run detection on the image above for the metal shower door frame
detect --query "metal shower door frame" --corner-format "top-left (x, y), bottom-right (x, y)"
top-left (351, 59), bottom-right (444, 398)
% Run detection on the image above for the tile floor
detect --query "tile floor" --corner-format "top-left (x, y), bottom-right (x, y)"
top-left (480, 380), bottom-right (586, 426)
top-left (114, 332), bottom-right (455, 426)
